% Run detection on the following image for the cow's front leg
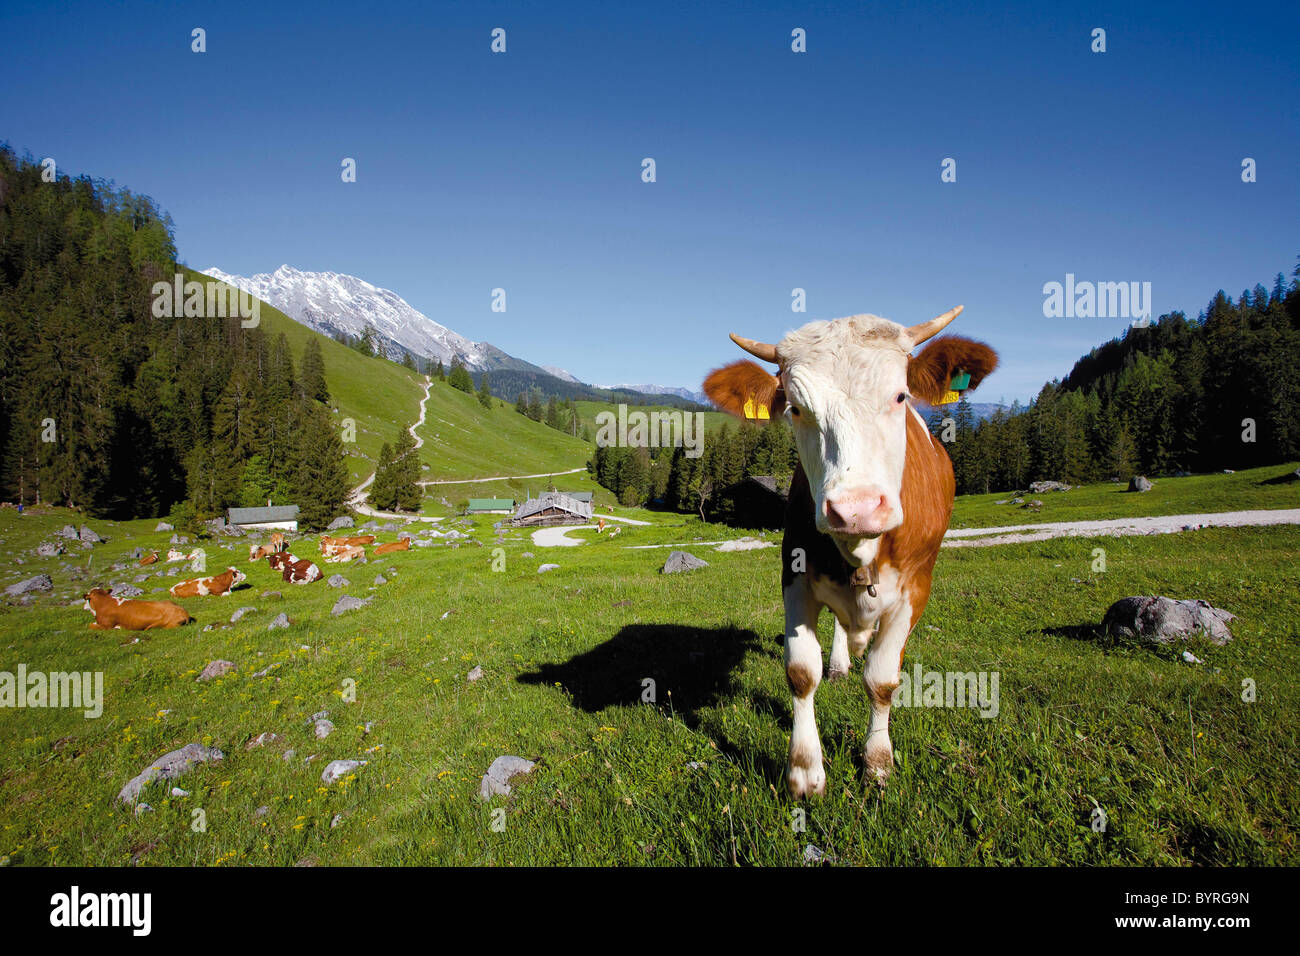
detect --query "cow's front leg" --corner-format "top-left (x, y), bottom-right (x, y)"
top-left (783, 581), bottom-right (825, 797)
top-left (862, 602), bottom-right (912, 785)
top-left (828, 619), bottom-right (850, 680)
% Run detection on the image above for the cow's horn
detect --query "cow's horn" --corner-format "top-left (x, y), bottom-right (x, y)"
top-left (729, 333), bottom-right (778, 363)
top-left (905, 305), bottom-right (964, 347)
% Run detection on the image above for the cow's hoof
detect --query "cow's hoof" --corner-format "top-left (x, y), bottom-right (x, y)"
top-left (826, 662), bottom-right (851, 681)
top-left (787, 764), bottom-right (826, 799)
top-left (864, 743), bottom-right (894, 787)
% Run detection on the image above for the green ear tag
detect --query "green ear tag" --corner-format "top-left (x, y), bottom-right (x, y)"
top-left (949, 370), bottom-right (971, 391)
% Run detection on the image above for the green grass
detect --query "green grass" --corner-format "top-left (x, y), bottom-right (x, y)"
top-left (952, 463), bottom-right (1300, 529)
top-left (573, 400), bottom-right (732, 442)
top-left (0, 484), bottom-right (1296, 866)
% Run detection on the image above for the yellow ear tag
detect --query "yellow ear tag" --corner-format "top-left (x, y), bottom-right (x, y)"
top-left (743, 397), bottom-right (770, 420)
top-left (938, 389), bottom-right (961, 405)
top-left (743, 397), bottom-right (756, 418)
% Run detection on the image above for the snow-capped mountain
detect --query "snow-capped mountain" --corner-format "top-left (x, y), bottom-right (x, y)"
top-left (202, 264), bottom-right (496, 370)
top-left (542, 365), bottom-right (582, 384)
top-left (597, 383), bottom-right (709, 405)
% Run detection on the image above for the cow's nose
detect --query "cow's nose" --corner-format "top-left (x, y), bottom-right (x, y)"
top-left (824, 488), bottom-right (894, 534)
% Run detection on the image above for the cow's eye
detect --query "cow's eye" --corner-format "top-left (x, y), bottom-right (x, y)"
top-left (789, 405), bottom-right (801, 418)
top-left (896, 392), bottom-right (908, 404)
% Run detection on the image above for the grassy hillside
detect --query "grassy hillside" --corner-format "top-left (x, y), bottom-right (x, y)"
top-left (951, 463), bottom-right (1300, 529)
top-left (192, 268), bottom-right (593, 490)
top-left (0, 478), bottom-right (1296, 866)
top-left (574, 400), bottom-right (733, 443)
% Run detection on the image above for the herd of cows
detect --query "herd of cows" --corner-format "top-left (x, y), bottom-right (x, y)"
top-left (80, 530), bottom-right (413, 631)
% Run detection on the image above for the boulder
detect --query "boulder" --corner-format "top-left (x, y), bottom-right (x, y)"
top-left (267, 613), bottom-right (290, 630)
top-left (155, 521), bottom-right (174, 532)
top-left (36, 542), bottom-right (64, 557)
top-left (79, 525), bottom-right (103, 544)
top-left (111, 585), bottom-right (144, 598)
top-left (662, 551), bottom-right (708, 574)
top-left (537, 564), bottom-right (560, 573)
top-left (327, 575), bottom-right (350, 588)
top-left (5, 574), bottom-right (52, 597)
top-left (1127, 476), bottom-right (1153, 492)
top-left (327, 516), bottom-right (355, 531)
top-left (1028, 481), bottom-right (1071, 493)
top-left (117, 743), bottom-right (224, 805)
top-left (230, 606), bottom-right (257, 624)
top-left (1102, 596), bottom-right (1235, 646)
top-left (479, 755), bottom-right (536, 799)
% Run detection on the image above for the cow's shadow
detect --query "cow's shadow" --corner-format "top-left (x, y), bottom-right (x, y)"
top-left (517, 624), bottom-right (761, 729)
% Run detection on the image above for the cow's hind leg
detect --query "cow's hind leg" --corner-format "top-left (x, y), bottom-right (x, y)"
top-left (862, 603), bottom-right (912, 786)
top-left (829, 618), bottom-right (874, 679)
top-left (783, 581), bottom-right (826, 798)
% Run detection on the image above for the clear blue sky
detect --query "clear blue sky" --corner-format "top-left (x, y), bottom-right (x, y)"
top-left (3, 0), bottom-right (1296, 402)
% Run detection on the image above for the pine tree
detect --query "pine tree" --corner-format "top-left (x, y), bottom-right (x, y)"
top-left (301, 338), bottom-right (330, 403)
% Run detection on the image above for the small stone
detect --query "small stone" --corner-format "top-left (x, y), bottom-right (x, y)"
top-left (170, 787), bottom-right (190, 797)
top-left (331, 595), bottom-right (370, 616)
top-left (468, 665), bottom-right (484, 682)
top-left (661, 551), bottom-right (708, 574)
top-left (479, 755), bottom-right (536, 799)
top-left (374, 574), bottom-right (387, 586)
top-left (117, 743), bottom-right (224, 805)
top-left (538, 564), bottom-right (560, 573)
top-left (112, 585), bottom-right (144, 598)
top-left (261, 590), bottom-right (282, 600)
top-left (313, 719), bottom-right (335, 739)
top-left (155, 522), bottom-right (174, 532)
top-left (230, 606), bottom-right (257, 623)
top-left (197, 660), bottom-right (236, 682)
top-left (267, 613), bottom-right (290, 630)
top-left (327, 575), bottom-right (350, 588)
top-left (321, 759), bottom-right (366, 785)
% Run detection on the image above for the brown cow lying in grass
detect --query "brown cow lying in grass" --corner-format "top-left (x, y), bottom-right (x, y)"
top-left (169, 567), bottom-right (245, 598)
top-left (373, 538), bottom-right (411, 555)
top-left (320, 534), bottom-right (376, 556)
top-left (83, 588), bottom-right (192, 630)
top-left (325, 545), bottom-right (365, 563)
top-left (138, 551), bottom-right (159, 566)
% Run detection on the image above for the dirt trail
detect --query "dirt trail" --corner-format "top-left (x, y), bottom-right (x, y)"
top-left (348, 378), bottom-right (442, 522)
top-left (942, 508), bottom-right (1300, 547)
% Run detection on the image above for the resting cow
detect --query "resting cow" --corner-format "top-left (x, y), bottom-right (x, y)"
top-left (373, 538), bottom-right (410, 555)
top-left (320, 534), bottom-right (375, 556)
top-left (704, 306), bottom-right (997, 795)
top-left (169, 566), bottom-right (246, 598)
top-left (83, 588), bottom-right (192, 630)
top-left (281, 557), bottom-right (322, 583)
top-left (138, 551), bottom-right (159, 566)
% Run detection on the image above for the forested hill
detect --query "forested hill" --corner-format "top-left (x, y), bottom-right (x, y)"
top-left (933, 266), bottom-right (1300, 495)
top-left (0, 147), bottom-right (355, 526)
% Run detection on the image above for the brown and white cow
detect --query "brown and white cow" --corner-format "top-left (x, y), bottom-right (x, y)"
top-left (320, 534), bottom-right (375, 557)
top-left (281, 557), bottom-right (322, 584)
top-left (249, 533), bottom-right (289, 563)
top-left (169, 566), bottom-right (246, 598)
top-left (704, 306), bottom-right (997, 795)
top-left (84, 588), bottom-right (193, 630)
top-left (325, 545), bottom-right (365, 563)
top-left (373, 538), bottom-right (410, 555)
top-left (138, 551), bottom-right (159, 566)
top-left (266, 552), bottom-right (295, 573)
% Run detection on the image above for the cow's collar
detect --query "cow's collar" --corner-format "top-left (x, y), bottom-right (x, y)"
top-left (850, 560), bottom-right (879, 597)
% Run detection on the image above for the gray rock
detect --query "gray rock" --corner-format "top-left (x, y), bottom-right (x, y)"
top-left (1028, 481), bottom-right (1072, 493)
top-left (1103, 596), bottom-right (1236, 646)
top-left (198, 660), bottom-right (236, 681)
top-left (165, 567), bottom-right (178, 577)
top-left (331, 595), bottom-right (370, 616)
top-left (155, 521), bottom-right (174, 532)
top-left (374, 575), bottom-right (387, 586)
top-left (327, 516), bottom-right (355, 531)
top-left (520, 552), bottom-right (534, 558)
top-left (261, 590), bottom-right (282, 600)
top-left (468, 665), bottom-right (484, 682)
top-left (36, 542), bottom-right (64, 557)
top-left (479, 755), bottom-right (536, 799)
top-left (661, 551), bottom-right (708, 574)
top-left (117, 743), bottom-right (224, 805)
top-left (267, 613), bottom-right (290, 630)
top-left (328, 574), bottom-right (350, 588)
top-left (134, 573), bottom-right (149, 582)
top-left (79, 525), bottom-right (102, 544)
top-left (5, 574), bottom-right (52, 597)
top-left (313, 718), bottom-right (335, 739)
top-left (112, 585), bottom-right (144, 598)
top-left (170, 534), bottom-right (189, 545)
top-left (321, 759), bottom-right (366, 785)
top-left (56, 524), bottom-right (80, 540)
top-left (1127, 475), bottom-right (1153, 492)
top-left (537, 564), bottom-right (560, 573)
top-left (230, 606), bottom-right (257, 623)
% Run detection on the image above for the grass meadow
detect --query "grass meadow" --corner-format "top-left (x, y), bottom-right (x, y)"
top-left (1, 467), bottom-right (1297, 866)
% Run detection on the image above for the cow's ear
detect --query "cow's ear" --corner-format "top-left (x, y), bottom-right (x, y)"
top-left (907, 336), bottom-right (998, 405)
top-left (703, 360), bottom-right (785, 420)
